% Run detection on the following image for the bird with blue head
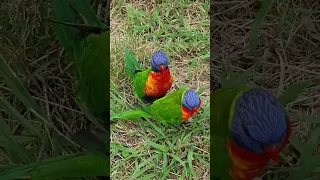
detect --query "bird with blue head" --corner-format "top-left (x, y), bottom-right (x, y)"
top-left (110, 87), bottom-right (202, 126)
top-left (227, 88), bottom-right (291, 180)
top-left (125, 50), bottom-right (174, 103)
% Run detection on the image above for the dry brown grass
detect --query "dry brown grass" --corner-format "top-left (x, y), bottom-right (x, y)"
top-left (0, 0), bottom-right (108, 174)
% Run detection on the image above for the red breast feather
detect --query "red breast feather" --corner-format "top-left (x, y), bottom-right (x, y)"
top-left (144, 68), bottom-right (173, 98)
top-left (181, 101), bottom-right (201, 122)
top-left (228, 120), bottom-right (291, 180)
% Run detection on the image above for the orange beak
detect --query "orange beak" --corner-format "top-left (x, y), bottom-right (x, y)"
top-left (160, 65), bottom-right (166, 72)
top-left (193, 108), bottom-right (198, 113)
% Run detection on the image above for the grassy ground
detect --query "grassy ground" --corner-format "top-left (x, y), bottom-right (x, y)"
top-left (110, 0), bottom-right (210, 179)
top-left (0, 0), bottom-right (108, 179)
top-left (211, 0), bottom-right (320, 179)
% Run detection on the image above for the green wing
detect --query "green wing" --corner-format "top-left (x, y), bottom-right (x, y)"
top-left (125, 49), bottom-right (152, 100)
top-left (133, 67), bottom-right (152, 100)
top-left (110, 108), bottom-right (152, 121)
top-left (52, 0), bottom-right (102, 55)
top-left (210, 86), bottom-right (250, 180)
top-left (150, 87), bottom-right (187, 126)
top-left (111, 88), bottom-right (186, 126)
top-left (125, 49), bottom-right (142, 81)
top-left (52, 0), bottom-right (109, 120)
top-left (76, 32), bottom-right (109, 120)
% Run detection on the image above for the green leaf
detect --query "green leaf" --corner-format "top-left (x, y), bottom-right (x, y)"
top-left (289, 113), bottom-right (320, 124)
top-left (187, 148), bottom-right (195, 176)
top-left (197, 87), bottom-right (207, 96)
top-left (0, 152), bottom-right (108, 179)
top-left (74, 98), bottom-right (107, 133)
top-left (289, 135), bottom-right (304, 153)
top-left (162, 153), bottom-right (168, 170)
top-left (222, 69), bottom-right (253, 89)
top-left (131, 155), bottom-right (158, 179)
top-left (288, 155), bottom-right (320, 180)
top-left (0, 91), bottom-right (41, 137)
top-left (249, 0), bottom-right (276, 56)
top-left (300, 127), bottom-right (320, 164)
top-left (0, 54), bottom-right (46, 119)
top-left (130, 163), bottom-right (155, 179)
top-left (278, 80), bottom-right (312, 106)
top-left (146, 141), bottom-right (168, 152)
top-left (302, 15), bottom-right (320, 41)
top-left (170, 154), bottom-right (185, 166)
top-left (140, 173), bottom-right (158, 180)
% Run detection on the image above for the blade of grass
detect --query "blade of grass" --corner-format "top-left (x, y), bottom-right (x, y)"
top-left (249, 0), bottom-right (276, 57)
top-left (288, 155), bottom-right (320, 180)
top-left (0, 152), bottom-right (108, 179)
top-left (140, 173), bottom-right (158, 180)
top-left (187, 148), bottom-right (196, 176)
top-left (146, 141), bottom-right (168, 152)
top-left (74, 98), bottom-right (107, 132)
top-left (289, 135), bottom-right (304, 153)
top-left (130, 163), bottom-right (156, 179)
top-left (0, 54), bottom-right (46, 118)
top-left (278, 80), bottom-right (313, 106)
top-left (288, 113), bottom-right (320, 124)
top-left (132, 155), bottom-right (158, 177)
top-left (0, 91), bottom-right (41, 137)
top-left (299, 127), bottom-right (320, 164)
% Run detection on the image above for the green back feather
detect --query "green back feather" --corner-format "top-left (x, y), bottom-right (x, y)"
top-left (210, 86), bottom-right (250, 180)
top-left (52, 0), bottom-right (109, 120)
top-left (150, 88), bottom-right (186, 126)
top-left (125, 49), bottom-right (142, 80)
top-left (133, 67), bottom-right (152, 99)
top-left (110, 109), bottom-right (152, 121)
top-left (76, 32), bottom-right (110, 120)
top-left (111, 88), bottom-right (187, 126)
top-left (52, 0), bottom-right (102, 55)
top-left (125, 49), bottom-right (152, 100)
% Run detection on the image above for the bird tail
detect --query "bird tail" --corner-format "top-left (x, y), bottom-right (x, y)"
top-left (125, 49), bottom-right (142, 81)
top-left (110, 109), bottom-right (152, 121)
top-left (50, 0), bottom-right (102, 54)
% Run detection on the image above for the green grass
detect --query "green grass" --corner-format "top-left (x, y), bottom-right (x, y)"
top-left (0, 0), bottom-right (109, 179)
top-left (211, 0), bottom-right (320, 179)
top-left (110, 0), bottom-right (210, 179)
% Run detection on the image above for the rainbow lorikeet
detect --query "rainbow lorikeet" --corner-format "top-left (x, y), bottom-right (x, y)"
top-left (125, 50), bottom-right (174, 103)
top-left (110, 87), bottom-right (201, 126)
top-left (50, 0), bottom-right (109, 120)
top-left (48, 0), bottom-right (110, 178)
top-left (211, 87), bottom-right (291, 180)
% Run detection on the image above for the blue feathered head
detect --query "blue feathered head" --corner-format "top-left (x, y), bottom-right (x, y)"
top-left (182, 89), bottom-right (201, 110)
top-left (150, 51), bottom-right (169, 73)
top-left (231, 88), bottom-right (288, 155)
